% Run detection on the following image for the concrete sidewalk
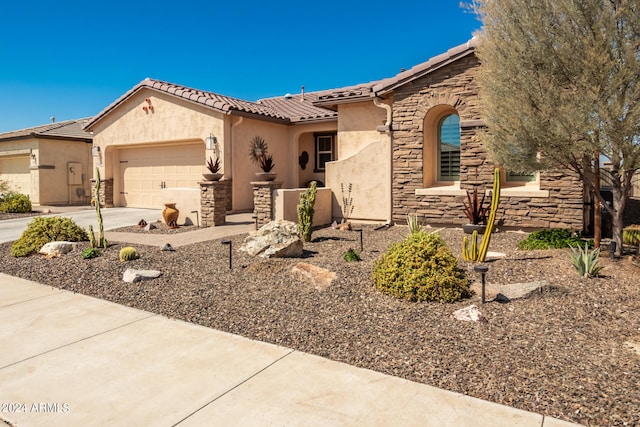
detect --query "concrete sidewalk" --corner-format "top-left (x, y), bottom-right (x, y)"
top-left (0, 274), bottom-right (581, 427)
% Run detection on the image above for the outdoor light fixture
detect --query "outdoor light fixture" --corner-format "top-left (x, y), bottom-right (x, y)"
top-left (190, 210), bottom-right (199, 228)
top-left (92, 146), bottom-right (101, 157)
top-left (205, 134), bottom-right (217, 150)
top-left (474, 264), bottom-right (489, 304)
top-left (221, 239), bottom-right (232, 269)
top-left (353, 228), bottom-right (363, 252)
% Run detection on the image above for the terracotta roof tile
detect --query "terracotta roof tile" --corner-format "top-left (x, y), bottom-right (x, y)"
top-left (0, 118), bottom-right (93, 141)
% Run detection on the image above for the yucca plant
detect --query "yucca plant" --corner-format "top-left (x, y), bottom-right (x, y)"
top-left (569, 243), bottom-right (604, 278)
top-left (407, 214), bottom-right (422, 234)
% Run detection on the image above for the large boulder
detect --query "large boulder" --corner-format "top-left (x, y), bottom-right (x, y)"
top-left (39, 241), bottom-right (76, 258)
top-left (239, 220), bottom-right (303, 258)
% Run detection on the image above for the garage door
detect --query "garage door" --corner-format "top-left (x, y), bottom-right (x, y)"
top-left (119, 144), bottom-right (204, 208)
top-left (0, 155), bottom-right (31, 195)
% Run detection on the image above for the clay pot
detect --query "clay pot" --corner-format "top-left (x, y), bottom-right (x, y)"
top-left (202, 173), bottom-right (223, 181)
top-left (162, 203), bottom-right (180, 227)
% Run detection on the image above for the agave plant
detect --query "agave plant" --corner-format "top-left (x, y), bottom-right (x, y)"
top-left (206, 155), bottom-right (221, 173)
top-left (463, 188), bottom-right (488, 225)
top-left (406, 213), bottom-right (422, 234)
top-left (569, 243), bottom-right (604, 278)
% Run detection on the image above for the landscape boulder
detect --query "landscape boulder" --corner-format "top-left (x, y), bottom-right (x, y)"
top-left (290, 262), bottom-right (336, 291)
top-left (239, 220), bottom-right (303, 258)
top-left (39, 241), bottom-right (76, 258)
top-left (452, 304), bottom-right (487, 322)
top-left (123, 269), bottom-right (162, 283)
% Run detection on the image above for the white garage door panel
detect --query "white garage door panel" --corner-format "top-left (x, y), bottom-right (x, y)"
top-left (120, 144), bottom-right (203, 208)
top-left (0, 156), bottom-right (31, 195)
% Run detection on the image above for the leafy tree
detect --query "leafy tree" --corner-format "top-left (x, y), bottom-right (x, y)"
top-left (470, 0), bottom-right (640, 255)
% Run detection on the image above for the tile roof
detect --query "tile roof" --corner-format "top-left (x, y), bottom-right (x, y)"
top-left (84, 78), bottom-right (337, 130)
top-left (315, 38), bottom-right (479, 105)
top-left (0, 118), bottom-right (93, 142)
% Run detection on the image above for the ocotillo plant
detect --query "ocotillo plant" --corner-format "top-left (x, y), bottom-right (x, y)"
top-left (297, 181), bottom-right (317, 242)
top-left (93, 167), bottom-right (107, 249)
top-left (462, 168), bottom-right (501, 262)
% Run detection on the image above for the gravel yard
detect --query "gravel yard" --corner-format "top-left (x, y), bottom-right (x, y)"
top-left (0, 217), bottom-right (639, 426)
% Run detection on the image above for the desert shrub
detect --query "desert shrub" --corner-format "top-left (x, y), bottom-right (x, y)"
top-left (518, 228), bottom-right (590, 250)
top-left (373, 231), bottom-right (470, 303)
top-left (343, 248), bottom-right (361, 262)
top-left (119, 247), bottom-right (139, 261)
top-left (569, 243), bottom-right (604, 278)
top-left (0, 192), bottom-right (32, 213)
top-left (623, 225), bottom-right (640, 246)
top-left (11, 216), bottom-right (89, 257)
top-left (82, 247), bottom-right (101, 259)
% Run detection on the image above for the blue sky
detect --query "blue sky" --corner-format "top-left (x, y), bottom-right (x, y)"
top-left (0, 1), bottom-right (480, 133)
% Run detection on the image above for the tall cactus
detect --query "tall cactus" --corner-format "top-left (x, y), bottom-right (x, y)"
top-left (462, 168), bottom-right (501, 262)
top-left (297, 181), bottom-right (317, 242)
top-left (93, 167), bottom-right (108, 249)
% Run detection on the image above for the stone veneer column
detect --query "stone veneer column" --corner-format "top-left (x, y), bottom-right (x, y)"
top-left (251, 181), bottom-right (282, 229)
top-left (89, 178), bottom-right (113, 208)
top-left (199, 180), bottom-right (227, 227)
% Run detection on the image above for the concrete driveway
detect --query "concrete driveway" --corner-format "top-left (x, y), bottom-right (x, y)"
top-left (0, 207), bottom-right (162, 244)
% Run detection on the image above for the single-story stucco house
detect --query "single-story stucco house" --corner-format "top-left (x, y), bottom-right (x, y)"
top-left (82, 38), bottom-right (585, 231)
top-left (0, 119), bottom-right (93, 205)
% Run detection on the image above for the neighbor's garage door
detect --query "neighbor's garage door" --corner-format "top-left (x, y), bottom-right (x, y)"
top-left (119, 144), bottom-right (204, 208)
top-left (0, 155), bottom-right (31, 195)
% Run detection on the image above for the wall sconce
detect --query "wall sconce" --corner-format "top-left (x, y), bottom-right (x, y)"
top-left (205, 134), bottom-right (218, 150)
top-left (92, 146), bottom-right (101, 157)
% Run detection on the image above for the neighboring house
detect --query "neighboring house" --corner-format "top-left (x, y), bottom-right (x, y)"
top-left (0, 119), bottom-right (93, 205)
top-left (84, 38), bottom-right (585, 231)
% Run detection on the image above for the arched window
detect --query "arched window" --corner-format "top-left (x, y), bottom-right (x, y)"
top-left (438, 114), bottom-right (460, 181)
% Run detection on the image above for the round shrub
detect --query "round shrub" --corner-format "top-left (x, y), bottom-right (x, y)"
top-left (518, 228), bottom-right (590, 250)
top-left (373, 231), bottom-right (470, 303)
top-left (11, 216), bottom-right (89, 257)
top-left (0, 193), bottom-right (32, 213)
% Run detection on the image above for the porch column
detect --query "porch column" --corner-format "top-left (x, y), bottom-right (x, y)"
top-left (251, 181), bottom-right (282, 229)
top-left (200, 180), bottom-right (227, 227)
top-left (89, 178), bottom-right (113, 208)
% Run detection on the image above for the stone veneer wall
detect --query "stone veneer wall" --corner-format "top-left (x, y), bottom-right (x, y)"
top-left (89, 178), bottom-right (113, 208)
top-left (252, 181), bottom-right (282, 229)
top-left (390, 55), bottom-right (584, 231)
top-left (200, 181), bottom-right (228, 227)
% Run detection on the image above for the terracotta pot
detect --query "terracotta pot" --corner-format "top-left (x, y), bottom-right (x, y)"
top-left (255, 172), bottom-right (277, 181)
top-left (202, 173), bottom-right (223, 181)
top-left (162, 203), bottom-right (180, 227)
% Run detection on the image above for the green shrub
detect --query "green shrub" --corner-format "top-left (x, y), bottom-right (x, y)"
top-left (569, 243), bottom-right (604, 278)
top-left (343, 248), bottom-right (361, 262)
top-left (82, 247), bottom-right (101, 259)
top-left (119, 247), bottom-right (139, 261)
top-left (0, 193), bottom-right (32, 213)
top-left (11, 216), bottom-right (89, 257)
top-left (623, 225), bottom-right (640, 246)
top-left (373, 231), bottom-right (470, 303)
top-left (518, 228), bottom-right (590, 250)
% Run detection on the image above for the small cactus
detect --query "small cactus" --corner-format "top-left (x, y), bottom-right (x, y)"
top-left (297, 181), bottom-right (317, 242)
top-left (119, 247), bottom-right (139, 261)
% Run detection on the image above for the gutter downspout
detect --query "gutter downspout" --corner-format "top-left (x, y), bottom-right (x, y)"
top-left (230, 115), bottom-right (244, 212)
top-left (372, 97), bottom-right (393, 224)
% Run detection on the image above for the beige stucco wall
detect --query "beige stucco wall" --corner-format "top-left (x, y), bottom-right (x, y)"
top-left (273, 187), bottom-right (332, 226)
top-left (91, 89), bottom-right (226, 182)
top-left (325, 138), bottom-right (391, 223)
top-left (0, 138), bottom-right (92, 205)
top-left (337, 102), bottom-right (388, 159)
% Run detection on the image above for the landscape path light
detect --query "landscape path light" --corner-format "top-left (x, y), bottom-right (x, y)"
top-left (474, 264), bottom-right (489, 304)
top-left (353, 227), bottom-right (363, 252)
top-left (221, 239), bottom-right (232, 270)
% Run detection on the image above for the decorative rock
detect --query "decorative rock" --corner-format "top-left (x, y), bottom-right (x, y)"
top-left (239, 220), bottom-right (303, 258)
top-left (495, 280), bottom-right (549, 302)
top-left (39, 241), bottom-right (76, 258)
top-left (160, 243), bottom-right (175, 251)
top-left (123, 269), bottom-right (162, 283)
top-left (452, 304), bottom-right (487, 322)
top-left (291, 262), bottom-right (336, 291)
top-left (338, 221), bottom-right (352, 231)
top-left (143, 223), bottom-right (157, 231)
top-left (625, 341), bottom-right (640, 356)
top-left (137, 219), bottom-right (147, 228)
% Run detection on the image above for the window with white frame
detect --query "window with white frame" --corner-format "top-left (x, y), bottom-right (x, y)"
top-left (315, 133), bottom-right (336, 171)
